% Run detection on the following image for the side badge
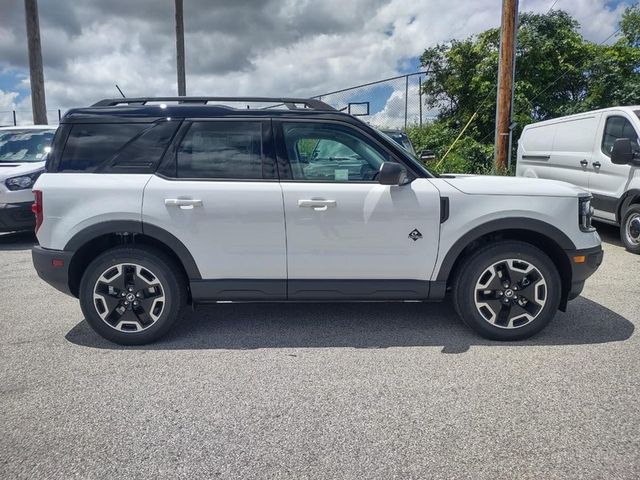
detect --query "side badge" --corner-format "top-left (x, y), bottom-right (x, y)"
top-left (408, 229), bottom-right (423, 241)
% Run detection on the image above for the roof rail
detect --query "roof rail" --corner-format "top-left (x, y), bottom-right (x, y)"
top-left (91, 96), bottom-right (336, 111)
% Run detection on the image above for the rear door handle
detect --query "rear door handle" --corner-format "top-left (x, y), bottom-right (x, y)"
top-left (592, 161), bottom-right (602, 168)
top-left (164, 198), bottom-right (203, 209)
top-left (298, 199), bottom-right (337, 211)
top-left (580, 159), bottom-right (588, 167)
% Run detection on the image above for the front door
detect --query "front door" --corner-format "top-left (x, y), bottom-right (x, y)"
top-left (143, 119), bottom-right (287, 299)
top-left (275, 120), bottom-right (441, 300)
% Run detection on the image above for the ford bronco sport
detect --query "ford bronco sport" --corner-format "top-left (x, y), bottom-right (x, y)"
top-left (32, 97), bottom-right (603, 345)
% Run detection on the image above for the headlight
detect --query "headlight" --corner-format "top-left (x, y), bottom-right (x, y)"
top-left (579, 196), bottom-right (595, 232)
top-left (5, 169), bottom-right (44, 191)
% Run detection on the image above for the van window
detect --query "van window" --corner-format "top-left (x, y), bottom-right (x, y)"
top-left (602, 116), bottom-right (640, 157)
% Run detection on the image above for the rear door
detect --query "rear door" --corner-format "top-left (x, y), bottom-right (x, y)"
top-left (143, 119), bottom-right (287, 299)
top-left (588, 111), bottom-right (639, 222)
top-left (275, 119), bottom-right (441, 300)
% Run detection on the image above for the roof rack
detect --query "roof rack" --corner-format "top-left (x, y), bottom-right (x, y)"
top-left (91, 96), bottom-right (336, 111)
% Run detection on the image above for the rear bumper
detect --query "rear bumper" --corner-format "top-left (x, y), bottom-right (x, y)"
top-left (566, 245), bottom-right (604, 301)
top-left (0, 202), bottom-right (34, 232)
top-left (32, 246), bottom-right (74, 296)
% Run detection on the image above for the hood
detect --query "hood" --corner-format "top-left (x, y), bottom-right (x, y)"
top-left (0, 161), bottom-right (46, 181)
top-left (441, 174), bottom-right (588, 197)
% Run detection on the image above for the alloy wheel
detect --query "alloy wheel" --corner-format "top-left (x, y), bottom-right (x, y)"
top-left (93, 263), bottom-right (165, 332)
top-left (474, 259), bottom-right (547, 329)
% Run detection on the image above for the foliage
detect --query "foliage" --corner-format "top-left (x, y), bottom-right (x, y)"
top-left (416, 6), bottom-right (640, 174)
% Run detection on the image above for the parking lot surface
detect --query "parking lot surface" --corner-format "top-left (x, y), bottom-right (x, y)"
top-left (1, 224), bottom-right (638, 479)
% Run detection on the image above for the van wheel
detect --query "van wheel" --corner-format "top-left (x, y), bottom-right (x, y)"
top-left (452, 241), bottom-right (561, 341)
top-left (79, 247), bottom-right (186, 345)
top-left (621, 204), bottom-right (640, 254)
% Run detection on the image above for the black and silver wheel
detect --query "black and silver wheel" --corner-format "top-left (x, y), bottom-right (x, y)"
top-left (79, 247), bottom-right (186, 345)
top-left (621, 204), bottom-right (640, 254)
top-left (452, 241), bottom-right (561, 341)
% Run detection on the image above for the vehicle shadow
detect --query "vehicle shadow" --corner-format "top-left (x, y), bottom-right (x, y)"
top-left (594, 221), bottom-right (623, 248)
top-left (0, 231), bottom-right (37, 251)
top-left (65, 296), bottom-right (634, 354)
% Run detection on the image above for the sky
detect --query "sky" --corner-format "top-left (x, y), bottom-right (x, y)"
top-left (0, 0), bottom-right (634, 127)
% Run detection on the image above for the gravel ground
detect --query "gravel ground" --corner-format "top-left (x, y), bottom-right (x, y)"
top-left (0, 223), bottom-right (638, 479)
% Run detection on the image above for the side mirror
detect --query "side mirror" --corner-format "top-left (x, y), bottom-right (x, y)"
top-left (378, 162), bottom-right (407, 186)
top-left (420, 149), bottom-right (435, 162)
top-left (611, 138), bottom-right (634, 165)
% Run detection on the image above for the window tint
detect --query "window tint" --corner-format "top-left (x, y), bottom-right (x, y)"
top-left (0, 130), bottom-right (55, 163)
top-left (60, 123), bottom-right (148, 172)
top-left (602, 116), bottom-right (640, 156)
top-left (176, 121), bottom-right (264, 179)
top-left (282, 122), bottom-right (387, 182)
top-left (107, 121), bottom-right (179, 172)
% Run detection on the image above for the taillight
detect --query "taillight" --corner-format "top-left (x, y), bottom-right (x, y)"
top-left (32, 190), bottom-right (43, 233)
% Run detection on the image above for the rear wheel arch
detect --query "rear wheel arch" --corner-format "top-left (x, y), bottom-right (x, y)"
top-left (65, 221), bottom-right (200, 298)
top-left (437, 219), bottom-right (574, 309)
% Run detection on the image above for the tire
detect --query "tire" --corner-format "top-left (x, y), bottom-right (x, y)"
top-left (452, 241), bottom-right (561, 341)
top-left (620, 204), bottom-right (640, 254)
top-left (79, 246), bottom-right (187, 345)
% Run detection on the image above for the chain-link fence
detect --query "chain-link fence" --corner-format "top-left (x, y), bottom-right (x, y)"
top-left (1, 71), bottom-right (435, 129)
top-left (312, 71), bottom-right (434, 130)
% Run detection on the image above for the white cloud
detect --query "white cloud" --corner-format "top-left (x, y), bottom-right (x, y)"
top-left (0, 0), bottom-right (630, 125)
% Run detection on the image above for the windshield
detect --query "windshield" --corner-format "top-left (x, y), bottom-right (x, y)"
top-left (375, 128), bottom-right (437, 178)
top-left (0, 129), bottom-right (55, 163)
top-left (379, 130), bottom-right (416, 156)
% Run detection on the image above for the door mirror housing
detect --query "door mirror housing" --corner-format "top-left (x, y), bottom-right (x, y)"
top-left (420, 149), bottom-right (435, 162)
top-left (611, 138), bottom-right (634, 165)
top-left (378, 162), bottom-right (408, 186)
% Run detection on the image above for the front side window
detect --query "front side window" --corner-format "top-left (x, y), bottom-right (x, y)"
top-left (282, 122), bottom-right (387, 182)
top-left (0, 129), bottom-right (55, 163)
top-left (602, 116), bottom-right (640, 157)
top-left (176, 121), bottom-right (264, 179)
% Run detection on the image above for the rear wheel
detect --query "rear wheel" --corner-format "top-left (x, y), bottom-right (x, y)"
top-left (620, 204), bottom-right (640, 254)
top-left (452, 241), bottom-right (561, 341)
top-left (79, 247), bottom-right (186, 345)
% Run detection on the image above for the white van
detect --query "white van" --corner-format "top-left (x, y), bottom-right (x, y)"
top-left (0, 126), bottom-right (57, 232)
top-left (516, 106), bottom-right (640, 253)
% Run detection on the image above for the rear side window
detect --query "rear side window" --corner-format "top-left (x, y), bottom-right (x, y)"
top-left (58, 122), bottom-right (179, 173)
top-left (602, 116), bottom-right (640, 156)
top-left (176, 121), bottom-right (264, 179)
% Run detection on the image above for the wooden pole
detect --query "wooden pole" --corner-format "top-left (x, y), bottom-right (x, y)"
top-left (175, 0), bottom-right (186, 96)
top-left (24, 0), bottom-right (47, 124)
top-left (494, 0), bottom-right (518, 171)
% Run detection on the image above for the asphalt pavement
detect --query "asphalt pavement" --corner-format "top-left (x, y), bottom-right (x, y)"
top-left (1, 223), bottom-right (638, 479)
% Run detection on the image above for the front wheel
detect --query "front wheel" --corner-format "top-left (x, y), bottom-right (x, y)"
top-left (620, 204), bottom-right (640, 254)
top-left (452, 241), bottom-right (561, 341)
top-left (79, 247), bottom-right (186, 345)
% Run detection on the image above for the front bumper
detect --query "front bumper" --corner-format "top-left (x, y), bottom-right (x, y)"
top-left (0, 202), bottom-right (35, 232)
top-left (32, 246), bottom-right (74, 296)
top-left (566, 245), bottom-right (604, 302)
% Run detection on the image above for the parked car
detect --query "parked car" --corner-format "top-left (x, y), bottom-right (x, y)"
top-left (0, 125), bottom-right (56, 232)
top-left (32, 97), bottom-right (602, 345)
top-left (516, 106), bottom-right (640, 253)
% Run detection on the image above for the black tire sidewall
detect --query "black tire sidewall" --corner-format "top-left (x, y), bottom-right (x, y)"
top-left (620, 204), bottom-right (640, 254)
top-left (79, 247), bottom-right (185, 345)
top-left (453, 241), bottom-right (561, 341)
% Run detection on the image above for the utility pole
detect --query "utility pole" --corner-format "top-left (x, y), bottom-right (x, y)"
top-left (493, 0), bottom-right (518, 171)
top-left (175, 0), bottom-right (186, 96)
top-left (24, 0), bottom-right (47, 124)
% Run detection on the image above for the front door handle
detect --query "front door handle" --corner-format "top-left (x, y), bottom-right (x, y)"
top-left (164, 198), bottom-right (203, 209)
top-left (298, 199), bottom-right (337, 211)
top-left (580, 159), bottom-right (588, 167)
top-left (592, 161), bottom-right (602, 168)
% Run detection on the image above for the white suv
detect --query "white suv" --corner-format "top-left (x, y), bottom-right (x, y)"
top-left (32, 97), bottom-right (602, 345)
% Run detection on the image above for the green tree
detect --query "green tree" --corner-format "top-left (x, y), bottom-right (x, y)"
top-left (415, 6), bottom-right (640, 174)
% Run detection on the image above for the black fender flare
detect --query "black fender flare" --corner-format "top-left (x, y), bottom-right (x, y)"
top-left (617, 189), bottom-right (640, 222)
top-left (64, 220), bottom-right (201, 279)
top-left (435, 217), bottom-right (576, 282)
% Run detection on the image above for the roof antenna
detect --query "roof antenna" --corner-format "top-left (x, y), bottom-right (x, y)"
top-left (115, 84), bottom-right (126, 98)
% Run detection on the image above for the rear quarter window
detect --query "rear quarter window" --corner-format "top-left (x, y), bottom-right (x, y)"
top-left (58, 122), bottom-right (179, 173)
